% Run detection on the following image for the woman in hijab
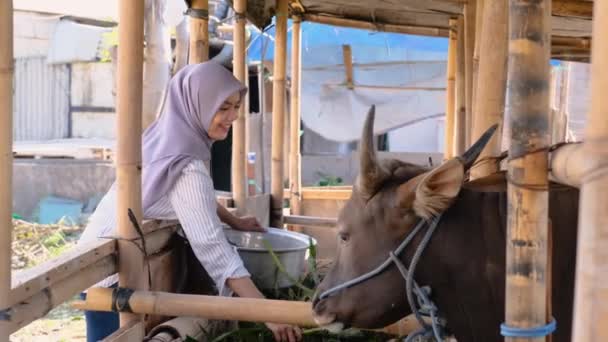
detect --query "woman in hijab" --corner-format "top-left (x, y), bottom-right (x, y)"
top-left (78, 62), bottom-right (303, 342)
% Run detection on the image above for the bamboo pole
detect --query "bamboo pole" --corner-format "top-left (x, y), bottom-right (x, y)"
top-left (73, 288), bottom-right (424, 335)
top-left (470, 0), bottom-right (484, 140)
top-left (302, 14), bottom-right (449, 38)
top-left (444, 19), bottom-right (457, 160)
top-left (232, 0), bottom-right (247, 215)
top-left (454, 16), bottom-right (466, 156)
top-left (283, 215), bottom-right (337, 228)
top-left (270, 0), bottom-right (288, 227)
top-left (571, 0), bottom-right (608, 339)
top-left (342, 45), bottom-right (354, 89)
top-left (116, 0), bottom-right (146, 330)
top-left (0, 0), bottom-right (13, 339)
top-left (504, 0), bottom-right (552, 340)
top-left (289, 16), bottom-right (303, 231)
top-left (188, 0), bottom-right (209, 63)
top-left (464, 0), bottom-right (476, 147)
top-left (469, 0), bottom-right (508, 180)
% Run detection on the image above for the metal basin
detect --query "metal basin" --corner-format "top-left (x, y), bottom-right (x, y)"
top-left (223, 227), bottom-right (317, 289)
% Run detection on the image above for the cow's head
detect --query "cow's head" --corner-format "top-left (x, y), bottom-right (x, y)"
top-left (311, 105), bottom-right (497, 330)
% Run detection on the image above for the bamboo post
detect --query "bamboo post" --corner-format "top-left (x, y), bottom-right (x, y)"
top-left (470, 0), bottom-right (484, 129)
top-left (454, 16), bottom-right (466, 156)
top-left (0, 0), bottom-right (13, 339)
top-left (571, 0), bottom-right (608, 339)
top-left (270, 0), bottom-right (288, 228)
top-left (188, 0), bottom-right (209, 64)
top-left (469, 0), bottom-right (508, 180)
top-left (289, 16), bottom-right (303, 231)
top-left (504, 0), bottom-right (552, 340)
top-left (116, 0), bottom-right (146, 330)
top-left (464, 0), bottom-right (476, 147)
top-left (232, 0), bottom-right (247, 215)
top-left (443, 19), bottom-right (457, 160)
top-left (342, 45), bottom-right (354, 89)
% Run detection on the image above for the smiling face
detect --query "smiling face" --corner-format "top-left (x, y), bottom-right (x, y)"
top-left (207, 91), bottom-right (242, 140)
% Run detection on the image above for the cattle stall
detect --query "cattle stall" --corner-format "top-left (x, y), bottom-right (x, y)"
top-left (0, 0), bottom-right (604, 342)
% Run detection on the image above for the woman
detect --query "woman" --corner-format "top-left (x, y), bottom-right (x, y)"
top-left (78, 62), bottom-right (303, 342)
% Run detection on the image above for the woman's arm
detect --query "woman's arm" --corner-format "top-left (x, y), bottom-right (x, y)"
top-left (216, 201), bottom-right (265, 232)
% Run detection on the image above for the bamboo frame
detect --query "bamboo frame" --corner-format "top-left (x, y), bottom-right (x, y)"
top-left (464, 0), bottom-right (476, 147)
top-left (444, 19), bottom-right (457, 160)
top-left (116, 0), bottom-right (146, 330)
top-left (454, 16), bottom-right (466, 156)
top-left (470, 0), bottom-right (483, 141)
top-left (469, 0), bottom-right (507, 180)
top-left (0, 0), bottom-right (12, 339)
top-left (283, 188), bottom-right (352, 201)
top-left (188, 0), bottom-right (209, 63)
top-left (571, 0), bottom-right (608, 339)
top-left (549, 143), bottom-right (584, 188)
top-left (270, 0), bottom-right (288, 227)
top-left (232, 0), bottom-right (247, 215)
top-left (283, 215), bottom-right (337, 228)
top-left (504, 0), bottom-right (552, 340)
top-left (302, 14), bottom-right (449, 38)
top-left (289, 17), bottom-right (303, 231)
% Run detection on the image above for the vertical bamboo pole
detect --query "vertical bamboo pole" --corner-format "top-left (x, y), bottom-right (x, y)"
top-left (188, 0), bottom-right (209, 64)
top-left (116, 0), bottom-right (146, 330)
top-left (454, 16), bottom-right (466, 156)
top-left (470, 0), bottom-right (484, 139)
top-left (571, 0), bottom-right (608, 340)
top-left (232, 0), bottom-right (247, 214)
top-left (342, 45), bottom-right (354, 89)
top-left (505, 0), bottom-right (551, 341)
top-left (270, 0), bottom-right (288, 227)
top-left (469, 0), bottom-right (508, 180)
top-left (444, 19), bottom-right (457, 160)
top-left (0, 0), bottom-right (13, 339)
top-left (289, 16), bottom-right (303, 231)
top-left (464, 0), bottom-right (476, 147)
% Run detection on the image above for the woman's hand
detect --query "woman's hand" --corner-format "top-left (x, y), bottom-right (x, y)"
top-left (232, 215), bottom-right (266, 232)
top-left (265, 322), bottom-right (303, 342)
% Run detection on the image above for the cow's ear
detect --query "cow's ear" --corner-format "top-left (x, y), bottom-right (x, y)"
top-left (396, 158), bottom-right (464, 219)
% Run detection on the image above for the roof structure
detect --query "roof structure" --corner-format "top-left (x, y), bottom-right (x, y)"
top-left (231, 0), bottom-right (593, 62)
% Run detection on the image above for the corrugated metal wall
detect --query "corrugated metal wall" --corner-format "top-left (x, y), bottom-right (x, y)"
top-left (14, 57), bottom-right (70, 141)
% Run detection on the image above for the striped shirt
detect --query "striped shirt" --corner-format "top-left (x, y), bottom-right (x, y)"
top-left (77, 160), bottom-right (250, 297)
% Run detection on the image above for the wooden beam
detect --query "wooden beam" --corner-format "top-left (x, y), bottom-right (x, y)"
top-left (342, 45), bottom-right (354, 89)
top-left (470, 0), bottom-right (484, 144)
top-left (103, 321), bottom-right (145, 342)
top-left (283, 215), bottom-right (337, 228)
top-left (188, 0), bottom-right (209, 63)
top-left (571, 0), bottom-right (608, 339)
top-left (270, 0), bottom-right (288, 227)
top-left (454, 16), bottom-right (466, 156)
top-left (232, 0), bottom-right (247, 215)
top-left (283, 188), bottom-right (352, 201)
top-left (10, 239), bottom-right (116, 307)
top-left (469, 0), bottom-right (507, 180)
top-left (504, 0), bottom-right (552, 340)
top-left (6, 256), bottom-right (116, 335)
top-left (464, 0), bottom-right (476, 147)
top-left (552, 0), bottom-right (593, 19)
top-left (116, 0), bottom-right (146, 331)
top-left (0, 0), bottom-right (12, 339)
top-left (302, 14), bottom-right (449, 38)
top-left (289, 16), bottom-right (303, 232)
top-left (444, 19), bottom-right (457, 160)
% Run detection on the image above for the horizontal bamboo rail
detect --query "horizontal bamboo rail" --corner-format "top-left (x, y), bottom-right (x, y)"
top-left (73, 287), bottom-right (424, 336)
top-left (283, 215), bottom-right (338, 227)
top-left (303, 14), bottom-right (449, 38)
top-left (283, 187), bottom-right (352, 201)
top-left (549, 143), bottom-right (584, 188)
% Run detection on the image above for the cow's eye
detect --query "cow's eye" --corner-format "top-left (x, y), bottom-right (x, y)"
top-left (338, 232), bottom-right (350, 243)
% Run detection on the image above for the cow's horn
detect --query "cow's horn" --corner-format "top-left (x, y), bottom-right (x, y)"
top-left (357, 105), bottom-right (387, 198)
top-left (460, 123), bottom-right (499, 170)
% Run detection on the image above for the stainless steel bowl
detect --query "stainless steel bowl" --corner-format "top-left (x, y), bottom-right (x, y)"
top-left (223, 227), bottom-right (317, 289)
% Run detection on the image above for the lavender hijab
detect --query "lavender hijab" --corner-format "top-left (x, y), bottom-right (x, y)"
top-left (142, 62), bottom-right (247, 209)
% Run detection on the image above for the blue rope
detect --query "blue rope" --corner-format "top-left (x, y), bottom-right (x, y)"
top-left (500, 318), bottom-right (557, 338)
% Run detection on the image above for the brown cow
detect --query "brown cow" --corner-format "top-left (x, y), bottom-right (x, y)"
top-left (311, 106), bottom-right (578, 342)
